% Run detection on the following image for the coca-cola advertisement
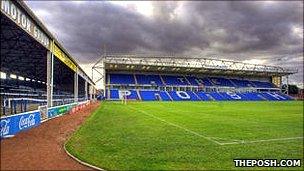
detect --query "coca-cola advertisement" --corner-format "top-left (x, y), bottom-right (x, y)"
top-left (1, 111), bottom-right (41, 138)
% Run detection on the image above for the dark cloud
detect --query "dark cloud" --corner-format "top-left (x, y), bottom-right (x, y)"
top-left (26, 1), bottom-right (303, 85)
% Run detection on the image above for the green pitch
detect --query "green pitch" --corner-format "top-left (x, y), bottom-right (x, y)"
top-left (66, 101), bottom-right (303, 170)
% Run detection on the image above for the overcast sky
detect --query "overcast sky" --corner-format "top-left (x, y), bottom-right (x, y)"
top-left (25, 1), bottom-right (303, 87)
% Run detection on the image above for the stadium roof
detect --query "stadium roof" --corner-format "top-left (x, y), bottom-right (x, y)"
top-left (100, 54), bottom-right (297, 77)
top-left (1, 0), bottom-right (94, 85)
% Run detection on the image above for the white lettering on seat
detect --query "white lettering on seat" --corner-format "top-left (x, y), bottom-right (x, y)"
top-left (176, 91), bottom-right (190, 99)
top-left (119, 90), bottom-right (131, 99)
top-left (227, 92), bottom-right (241, 99)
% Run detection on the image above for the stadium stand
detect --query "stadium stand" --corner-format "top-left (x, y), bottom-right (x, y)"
top-left (105, 73), bottom-right (294, 102)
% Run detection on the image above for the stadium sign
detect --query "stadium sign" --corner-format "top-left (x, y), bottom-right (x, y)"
top-left (47, 103), bottom-right (77, 119)
top-left (52, 43), bottom-right (77, 72)
top-left (0, 111), bottom-right (41, 138)
top-left (1, 0), bottom-right (50, 49)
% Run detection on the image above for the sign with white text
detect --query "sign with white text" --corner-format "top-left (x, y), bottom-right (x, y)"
top-left (0, 111), bottom-right (41, 138)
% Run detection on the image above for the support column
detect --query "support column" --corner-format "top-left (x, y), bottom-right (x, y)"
top-left (89, 85), bottom-right (93, 100)
top-left (74, 69), bottom-right (78, 102)
top-left (85, 81), bottom-right (88, 100)
top-left (286, 75), bottom-right (289, 95)
top-left (47, 50), bottom-right (53, 107)
top-left (101, 59), bottom-right (106, 97)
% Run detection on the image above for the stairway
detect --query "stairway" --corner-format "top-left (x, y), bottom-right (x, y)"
top-left (165, 91), bottom-right (173, 101)
top-left (136, 90), bottom-right (142, 101)
top-left (184, 76), bottom-right (191, 85)
top-left (257, 94), bottom-right (267, 101)
top-left (193, 92), bottom-right (202, 100)
top-left (133, 74), bottom-right (138, 85)
top-left (206, 94), bottom-right (215, 101)
top-left (228, 79), bottom-right (237, 87)
top-left (159, 75), bottom-right (166, 85)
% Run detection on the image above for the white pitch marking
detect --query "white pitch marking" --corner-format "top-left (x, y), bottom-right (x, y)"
top-left (127, 105), bottom-right (223, 145)
top-left (126, 105), bottom-right (303, 146)
top-left (209, 136), bottom-right (243, 143)
top-left (220, 137), bottom-right (304, 145)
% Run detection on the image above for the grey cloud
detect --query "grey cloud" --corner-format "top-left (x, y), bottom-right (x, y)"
top-left (26, 1), bottom-right (303, 84)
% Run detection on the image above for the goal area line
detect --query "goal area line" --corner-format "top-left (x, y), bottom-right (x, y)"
top-left (127, 105), bottom-right (303, 146)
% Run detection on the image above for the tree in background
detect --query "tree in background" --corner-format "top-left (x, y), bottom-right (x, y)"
top-left (282, 84), bottom-right (299, 94)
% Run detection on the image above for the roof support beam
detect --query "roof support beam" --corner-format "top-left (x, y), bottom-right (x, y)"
top-left (46, 50), bottom-right (53, 107)
top-left (74, 70), bottom-right (78, 103)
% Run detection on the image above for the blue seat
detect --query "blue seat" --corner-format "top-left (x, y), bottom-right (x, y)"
top-left (168, 91), bottom-right (199, 101)
top-left (109, 89), bottom-right (138, 100)
top-left (207, 92), bottom-right (227, 101)
top-left (235, 93), bottom-right (251, 100)
top-left (109, 89), bottom-right (120, 100)
top-left (196, 92), bottom-right (211, 101)
top-left (109, 74), bottom-right (135, 84)
top-left (139, 90), bottom-right (159, 101)
top-left (127, 90), bottom-right (139, 100)
top-left (208, 77), bottom-right (234, 87)
top-left (259, 92), bottom-right (288, 101)
top-left (186, 91), bottom-right (201, 101)
top-left (161, 75), bottom-right (190, 85)
top-left (136, 74), bottom-right (163, 85)
top-left (276, 92), bottom-right (293, 100)
top-left (219, 92), bottom-right (245, 100)
top-left (251, 81), bottom-right (276, 88)
top-left (230, 79), bottom-right (255, 87)
top-left (139, 91), bottom-right (173, 101)
top-left (159, 91), bottom-right (172, 101)
top-left (108, 89), bottom-right (294, 101)
top-left (186, 76), bottom-right (213, 86)
top-left (241, 92), bottom-right (264, 101)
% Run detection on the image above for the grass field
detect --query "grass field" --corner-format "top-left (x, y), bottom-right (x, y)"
top-left (66, 101), bottom-right (303, 170)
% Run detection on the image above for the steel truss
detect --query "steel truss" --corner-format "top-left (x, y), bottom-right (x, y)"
top-left (102, 54), bottom-right (297, 74)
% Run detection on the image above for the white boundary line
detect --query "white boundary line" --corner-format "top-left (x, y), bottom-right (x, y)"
top-left (127, 105), bottom-right (304, 146)
top-left (127, 105), bottom-right (222, 145)
top-left (63, 143), bottom-right (105, 171)
top-left (63, 109), bottom-right (106, 171)
top-left (220, 137), bottom-right (304, 145)
top-left (208, 136), bottom-right (243, 143)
